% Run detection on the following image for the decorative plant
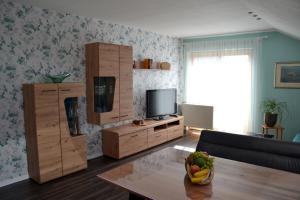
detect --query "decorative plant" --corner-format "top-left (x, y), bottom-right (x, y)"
top-left (261, 99), bottom-right (288, 125)
top-left (262, 99), bottom-right (287, 114)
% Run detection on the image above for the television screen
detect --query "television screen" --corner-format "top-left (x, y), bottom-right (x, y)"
top-left (146, 88), bottom-right (177, 119)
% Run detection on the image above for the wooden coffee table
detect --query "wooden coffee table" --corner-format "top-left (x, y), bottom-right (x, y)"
top-left (98, 147), bottom-right (300, 200)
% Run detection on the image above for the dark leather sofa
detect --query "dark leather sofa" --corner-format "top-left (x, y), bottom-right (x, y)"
top-left (196, 130), bottom-right (300, 174)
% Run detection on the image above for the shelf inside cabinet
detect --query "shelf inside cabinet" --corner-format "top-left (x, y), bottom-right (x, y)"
top-left (64, 97), bottom-right (80, 136)
top-left (154, 124), bottom-right (168, 132)
top-left (167, 120), bottom-right (180, 128)
top-left (71, 133), bottom-right (85, 137)
top-left (94, 77), bottom-right (115, 113)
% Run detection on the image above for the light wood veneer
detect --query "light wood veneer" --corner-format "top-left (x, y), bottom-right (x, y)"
top-left (119, 45), bottom-right (134, 121)
top-left (85, 42), bottom-right (133, 125)
top-left (23, 83), bottom-right (87, 183)
top-left (102, 116), bottom-right (184, 159)
top-left (58, 83), bottom-right (87, 176)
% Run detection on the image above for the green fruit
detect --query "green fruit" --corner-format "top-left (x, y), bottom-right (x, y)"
top-left (190, 151), bottom-right (214, 169)
top-left (194, 157), bottom-right (206, 168)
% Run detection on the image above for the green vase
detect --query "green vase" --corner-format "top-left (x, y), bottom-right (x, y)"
top-left (46, 73), bottom-right (71, 83)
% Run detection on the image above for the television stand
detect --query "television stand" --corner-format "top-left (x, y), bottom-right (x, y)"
top-left (102, 116), bottom-right (184, 159)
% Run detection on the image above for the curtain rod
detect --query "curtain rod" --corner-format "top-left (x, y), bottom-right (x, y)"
top-left (182, 29), bottom-right (275, 40)
top-left (183, 36), bottom-right (269, 45)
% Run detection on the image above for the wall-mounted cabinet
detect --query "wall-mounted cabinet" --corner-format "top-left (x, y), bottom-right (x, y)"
top-left (23, 83), bottom-right (87, 183)
top-left (85, 43), bottom-right (133, 125)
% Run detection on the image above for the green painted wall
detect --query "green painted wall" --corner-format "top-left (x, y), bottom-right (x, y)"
top-left (183, 31), bottom-right (300, 141)
top-left (261, 32), bottom-right (300, 141)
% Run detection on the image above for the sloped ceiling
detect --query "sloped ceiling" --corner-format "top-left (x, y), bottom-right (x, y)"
top-left (12, 0), bottom-right (300, 39)
top-left (14, 0), bottom-right (272, 37)
top-left (242, 0), bottom-right (300, 40)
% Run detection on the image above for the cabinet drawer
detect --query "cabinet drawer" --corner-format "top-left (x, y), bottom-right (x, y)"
top-left (119, 130), bottom-right (148, 158)
top-left (168, 126), bottom-right (183, 140)
top-left (148, 128), bottom-right (168, 148)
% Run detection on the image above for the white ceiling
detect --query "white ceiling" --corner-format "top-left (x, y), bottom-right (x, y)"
top-left (242, 0), bottom-right (300, 40)
top-left (15, 0), bottom-right (300, 39)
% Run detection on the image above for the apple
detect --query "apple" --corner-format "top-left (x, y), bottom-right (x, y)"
top-left (190, 165), bottom-right (201, 174)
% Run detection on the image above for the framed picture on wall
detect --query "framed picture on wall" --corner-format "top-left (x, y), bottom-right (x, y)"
top-left (275, 62), bottom-right (300, 88)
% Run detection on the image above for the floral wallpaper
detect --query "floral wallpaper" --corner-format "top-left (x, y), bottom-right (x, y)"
top-left (0, 0), bottom-right (182, 185)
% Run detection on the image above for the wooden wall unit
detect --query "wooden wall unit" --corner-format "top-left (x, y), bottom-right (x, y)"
top-left (58, 83), bottom-right (87, 176)
top-left (85, 42), bottom-right (133, 125)
top-left (119, 45), bottom-right (134, 121)
top-left (23, 83), bottom-right (87, 184)
top-left (102, 116), bottom-right (184, 159)
top-left (23, 84), bottom-right (62, 183)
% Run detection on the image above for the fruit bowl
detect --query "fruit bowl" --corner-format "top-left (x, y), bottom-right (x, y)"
top-left (185, 151), bottom-right (214, 185)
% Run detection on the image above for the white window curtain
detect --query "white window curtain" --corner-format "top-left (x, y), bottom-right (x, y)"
top-left (183, 38), bottom-right (262, 134)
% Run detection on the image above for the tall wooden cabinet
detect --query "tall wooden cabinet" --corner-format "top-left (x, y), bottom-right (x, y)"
top-left (85, 43), bottom-right (133, 125)
top-left (23, 83), bottom-right (87, 183)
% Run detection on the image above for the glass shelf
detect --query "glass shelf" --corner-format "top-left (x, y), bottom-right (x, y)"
top-left (94, 77), bottom-right (115, 113)
top-left (64, 97), bottom-right (79, 136)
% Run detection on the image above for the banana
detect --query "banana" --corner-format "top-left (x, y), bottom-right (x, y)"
top-left (190, 174), bottom-right (208, 183)
top-left (193, 169), bottom-right (209, 178)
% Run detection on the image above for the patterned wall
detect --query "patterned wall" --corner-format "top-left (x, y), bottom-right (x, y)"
top-left (0, 0), bottom-right (182, 184)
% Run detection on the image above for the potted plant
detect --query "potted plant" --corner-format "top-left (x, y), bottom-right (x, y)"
top-left (261, 99), bottom-right (287, 127)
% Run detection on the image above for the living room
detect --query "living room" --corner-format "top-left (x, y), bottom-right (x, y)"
top-left (1, 0), bottom-right (300, 199)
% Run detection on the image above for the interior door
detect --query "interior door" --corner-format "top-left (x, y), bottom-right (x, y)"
top-left (119, 45), bottom-right (133, 121)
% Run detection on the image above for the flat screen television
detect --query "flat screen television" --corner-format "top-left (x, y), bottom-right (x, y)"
top-left (146, 88), bottom-right (177, 119)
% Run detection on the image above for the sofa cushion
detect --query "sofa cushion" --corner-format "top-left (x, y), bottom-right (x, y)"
top-left (196, 130), bottom-right (300, 174)
top-left (197, 130), bottom-right (300, 158)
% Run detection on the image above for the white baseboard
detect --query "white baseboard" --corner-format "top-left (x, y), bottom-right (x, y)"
top-left (0, 174), bottom-right (29, 188)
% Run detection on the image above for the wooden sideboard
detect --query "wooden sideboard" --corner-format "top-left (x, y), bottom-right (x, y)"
top-left (85, 43), bottom-right (133, 125)
top-left (102, 116), bottom-right (184, 159)
top-left (23, 83), bottom-right (87, 183)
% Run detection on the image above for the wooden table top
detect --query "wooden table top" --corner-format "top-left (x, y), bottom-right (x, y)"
top-left (98, 147), bottom-right (300, 200)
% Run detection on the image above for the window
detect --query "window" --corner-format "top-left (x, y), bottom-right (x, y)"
top-left (186, 53), bottom-right (251, 134)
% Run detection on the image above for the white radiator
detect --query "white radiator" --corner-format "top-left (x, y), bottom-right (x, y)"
top-left (181, 104), bottom-right (213, 129)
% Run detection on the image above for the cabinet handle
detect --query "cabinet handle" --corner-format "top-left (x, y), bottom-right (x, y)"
top-left (60, 89), bottom-right (71, 92)
top-left (42, 89), bottom-right (56, 92)
top-left (131, 134), bottom-right (138, 138)
top-left (120, 114), bottom-right (128, 117)
top-left (155, 134), bottom-right (161, 138)
top-left (111, 116), bottom-right (119, 119)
